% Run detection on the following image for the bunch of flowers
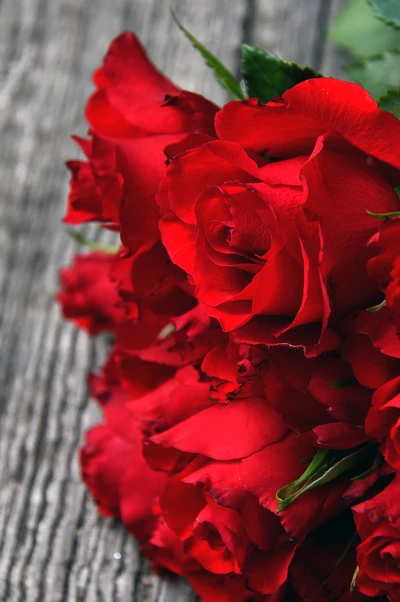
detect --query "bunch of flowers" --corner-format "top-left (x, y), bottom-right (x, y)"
top-left (58, 9), bottom-right (400, 602)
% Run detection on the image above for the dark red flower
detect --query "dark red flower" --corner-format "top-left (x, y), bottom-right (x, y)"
top-left (353, 476), bottom-right (400, 601)
top-left (57, 251), bottom-right (124, 335)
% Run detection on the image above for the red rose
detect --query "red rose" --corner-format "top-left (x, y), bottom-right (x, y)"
top-left (158, 79), bottom-right (400, 351)
top-left (353, 476), bottom-right (400, 601)
top-left (159, 454), bottom-right (297, 594)
top-left (64, 139), bottom-right (105, 224)
top-left (366, 376), bottom-right (400, 470)
top-left (56, 251), bottom-right (124, 334)
top-left (65, 32), bottom-right (217, 254)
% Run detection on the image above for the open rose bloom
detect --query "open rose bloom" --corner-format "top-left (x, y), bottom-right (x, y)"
top-left (58, 29), bottom-right (400, 602)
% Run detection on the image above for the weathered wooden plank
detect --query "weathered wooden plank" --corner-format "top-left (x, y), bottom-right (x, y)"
top-left (0, 1), bottom-right (345, 601)
top-left (251, 0), bottom-right (327, 68)
top-left (251, 0), bottom-right (348, 78)
top-left (0, 1), bottom-right (246, 601)
top-left (321, 0), bottom-right (350, 79)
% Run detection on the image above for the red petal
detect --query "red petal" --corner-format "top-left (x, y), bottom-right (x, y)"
top-left (151, 396), bottom-right (287, 460)
top-left (216, 78), bottom-right (400, 169)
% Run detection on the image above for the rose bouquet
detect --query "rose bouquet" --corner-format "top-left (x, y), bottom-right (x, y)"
top-left (58, 3), bottom-right (400, 601)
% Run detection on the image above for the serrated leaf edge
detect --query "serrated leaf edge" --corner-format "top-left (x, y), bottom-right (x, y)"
top-left (378, 87), bottom-right (400, 119)
top-left (241, 44), bottom-right (321, 78)
top-left (170, 7), bottom-right (245, 100)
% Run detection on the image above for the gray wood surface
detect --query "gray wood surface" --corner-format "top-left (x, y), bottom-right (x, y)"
top-left (0, 1), bottom-right (346, 600)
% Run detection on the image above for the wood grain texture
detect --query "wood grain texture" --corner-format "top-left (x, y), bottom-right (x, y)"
top-left (0, 1), bottom-right (343, 600)
top-left (251, 0), bottom-right (349, 77)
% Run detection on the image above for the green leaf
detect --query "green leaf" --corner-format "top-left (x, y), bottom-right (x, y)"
top-left (241, 44), bottom-right (320, 103)
top-left (369, 0), bottom-right (400, 28)
top-left (170, 8), bottom-right (244, 100)
top-left (379, 89), bottom-right (400, 118)
top-left (68, 230), bottom-right (119, 253)
top-left (366, 298), bottom-right (387, 312)
top-left (330, 0), bottom-right (400, 59)
top-left (276, 446), bottom-right (374, 512)
top-left (346, 50), bottom-right (400, 99)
